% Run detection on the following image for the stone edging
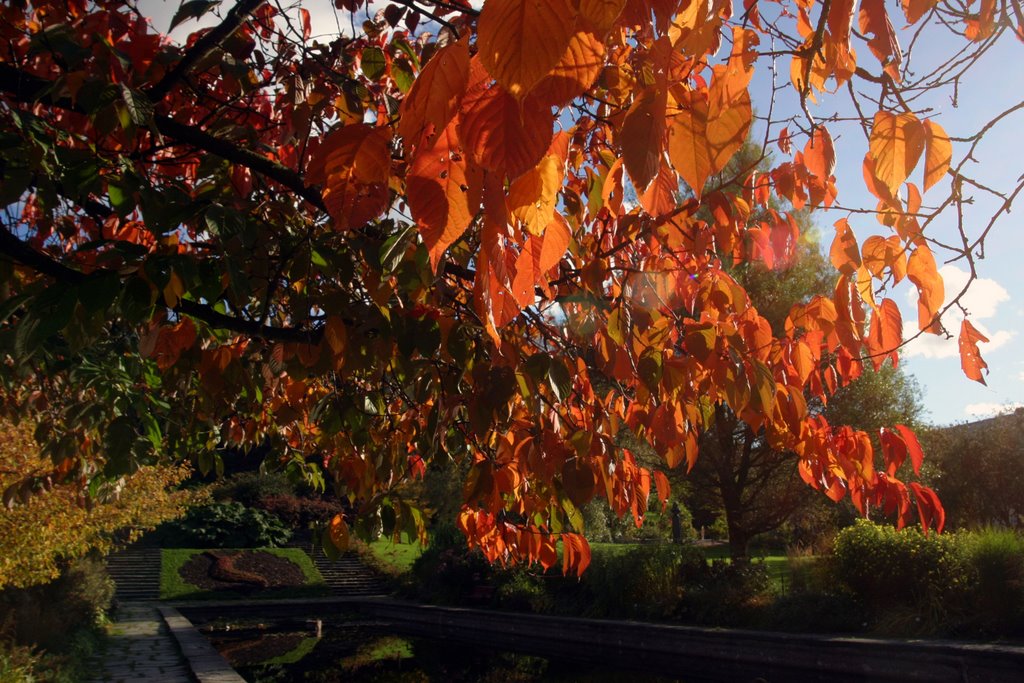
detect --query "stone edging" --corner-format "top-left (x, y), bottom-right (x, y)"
top-left (158, 606), bottom-right (247, 683)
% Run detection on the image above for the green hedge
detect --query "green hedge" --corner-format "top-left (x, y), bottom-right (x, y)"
top-left (833, 520), bottom-right (1024, 636)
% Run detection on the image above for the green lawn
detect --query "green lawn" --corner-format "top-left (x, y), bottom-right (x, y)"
top-left (364, 538), bottom-right (424, 575)
top-left (160, 548), bottom-right (330, 601)
top-left (362, 536), bottom-right (795, 591)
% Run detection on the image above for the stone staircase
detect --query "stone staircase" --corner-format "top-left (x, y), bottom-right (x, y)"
top-left (107, 547), bottom-right (162, 602)
top-left (287, 540), bottom-right (389, 596)
top-left (107, 543), bottom-right (388, 600)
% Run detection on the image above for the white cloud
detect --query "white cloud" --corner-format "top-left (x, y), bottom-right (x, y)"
top-left (964, 402), bottom-right (1024, 418)
top-left (902, 265), bottom-right (1014, 359)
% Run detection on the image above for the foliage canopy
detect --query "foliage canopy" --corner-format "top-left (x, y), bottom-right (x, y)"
top-left (1, 0), bottom-right (1019, 574)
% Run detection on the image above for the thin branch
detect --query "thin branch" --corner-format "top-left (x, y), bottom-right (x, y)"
top-left (147, 0), bottom-right (265, 102)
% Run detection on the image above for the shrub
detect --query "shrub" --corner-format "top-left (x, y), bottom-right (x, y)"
top-left (494, 569), bottom-right (553, 614)
top-left (833, 520), bottom-right (972, 634)
top-left (155, 502), bottom-right (291, 548)
top-left (965, 528), bottom-right (1024, 635)
top-left (0, 419), bottom-right (198, 589)
top-left (677, 558), bottom-right (771, 626)
top-left (0, 556), bottom-right (113, 650)
top-left (254, 495), bottom-right (345, 529)
top-left (407, 522), bottom-right (491, 605)
top-left (211, 471), bottom-right (296, 506)
top-left (577, 544), bottom-right (707, 619)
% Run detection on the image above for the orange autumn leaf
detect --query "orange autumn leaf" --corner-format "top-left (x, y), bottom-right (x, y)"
top-left (459, 84), bottom-right (552, 179)
top-left (829, 219), bottom-right (862, 276)
top-left (397, 36), bottom-right (470, 147)
top-left (958, 319), bottom-right (990, 385)
top-left (532, 29), bottom-right (606, 108)
top-left (308, 124), bottom-right (392, 230)
top-left (906, 244), bottom-right (945, 333)
top-left (804, 126), bottom-right (836, 180)
top-left (407, 119), bottom-right (483, 270)
top-left (621, 88), bottom-right (668, 191)
top-left (477, 0), bottom-right (578, 98)
top-left (578, 0), bottom-right (627, 30)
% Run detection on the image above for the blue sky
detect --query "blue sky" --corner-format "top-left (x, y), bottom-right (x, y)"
top-left (752, 33), bottom-right (1024, 426)
top-left (138, 1), bottom-right (1021, 425)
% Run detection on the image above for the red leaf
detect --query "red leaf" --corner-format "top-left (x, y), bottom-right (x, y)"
top-left (859, 0), bottom-right (902, 82)
top-left (894, 424), bottom-right (924, 476)
top-left (653, 470), bottom-right (670, 512)
top-left (909, 482), bottom-right (946, 534)
top-left (866, 298), bottom-right (902, 370)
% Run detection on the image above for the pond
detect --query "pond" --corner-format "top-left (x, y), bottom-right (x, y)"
top-left (197, 613), bottom-right (685, 683)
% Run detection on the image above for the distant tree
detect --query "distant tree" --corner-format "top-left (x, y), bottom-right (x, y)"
top-left (685, 237), bottom-right (926, 558)
top-left (920, 410), bottom-right (1024, 529)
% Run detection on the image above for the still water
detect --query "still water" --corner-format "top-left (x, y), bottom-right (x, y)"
top-left (200, 615), bottom-right (684, 683)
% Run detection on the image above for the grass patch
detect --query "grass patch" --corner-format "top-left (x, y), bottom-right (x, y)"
top-left (160, 548), bottom-right (329, 601)
top-left (589, 542), bottom-right (642, 557)
top-left (364, 539), bottom-right (424, 575)
top-left (262, 636), bottom-right (320, 665)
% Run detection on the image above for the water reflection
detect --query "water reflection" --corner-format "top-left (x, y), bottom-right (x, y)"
top-left (203, 617), bottom-right (683, 682)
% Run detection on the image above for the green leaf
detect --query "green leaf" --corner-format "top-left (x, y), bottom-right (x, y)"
top-left (525, 352), bottom-right (551, 384)
top-left (547, 359), bottom-right (572, 402)
top-left (378, 224), bottom-right (417, 274)
top-left (119, 85), bottom-right (154, 127)
top-left (392, 59), bottom-right (415, 94)
top-left (361, 47), bottom-right (387, 80)
top-left (78, 272), bottom-right (121, 313)
top-left (169, 0), bottom-right (222, 32)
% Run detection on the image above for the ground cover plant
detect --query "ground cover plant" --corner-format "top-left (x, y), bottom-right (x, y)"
top-left (160, 548), bottom-right (328, 601)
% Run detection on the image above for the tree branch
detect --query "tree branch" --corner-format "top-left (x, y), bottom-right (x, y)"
top-left (0, 227), bottom-right (321, 344)
top-left (0, 63), bottom-right (327, 213)
top-left (147, 0), bottom-right (266, 102)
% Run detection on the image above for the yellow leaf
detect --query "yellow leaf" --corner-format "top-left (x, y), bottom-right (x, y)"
top-left (477, 0), bottom-right (578, 98)
top-left (869, 111), bottom-right (925, 196)
top-left (509, 155), bottom-right (563, 236)
top-left (922, 119), bottom-right (951, 192)
top-left (906, 243), bottom-right (945, 333)
top-left (162, 271), bottom-right (184, 308)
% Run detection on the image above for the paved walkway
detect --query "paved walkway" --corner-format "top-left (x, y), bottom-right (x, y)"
top-left (87, 602), bottom-right (191, 683)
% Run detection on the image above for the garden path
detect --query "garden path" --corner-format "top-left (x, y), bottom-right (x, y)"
top-left (86, 602), bottom-right (190, 683)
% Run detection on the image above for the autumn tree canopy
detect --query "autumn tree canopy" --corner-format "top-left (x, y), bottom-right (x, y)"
top-left (1, 0), bottom-right (1019, 574)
